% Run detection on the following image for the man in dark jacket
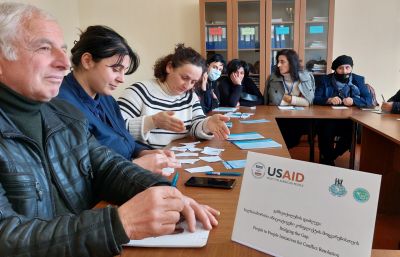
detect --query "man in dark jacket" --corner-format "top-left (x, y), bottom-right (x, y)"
top-left (314, 55), bottom-right (373, 165)
top-left (0, 3), bottom-right (219, 257)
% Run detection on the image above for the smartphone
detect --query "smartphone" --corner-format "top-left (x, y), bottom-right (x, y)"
top-left (185, 176), bottom-right (236, 189)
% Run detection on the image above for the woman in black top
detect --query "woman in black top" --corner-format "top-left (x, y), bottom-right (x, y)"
top-left (216, 59), bottom-right (263, 107)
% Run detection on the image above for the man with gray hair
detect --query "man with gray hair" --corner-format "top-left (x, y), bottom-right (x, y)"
top-left (0, 2), bottom-right (219, 256)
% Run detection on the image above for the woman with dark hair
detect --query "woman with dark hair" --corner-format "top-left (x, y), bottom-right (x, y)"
top-left (195, 54), bottom-right (225, 113)
top-left (264, 49), bottom-right (315, 106)
top-left (264, 49), bottom-right (315, 149)
top-left (216, 59), bottom-right (263, 107)
top-left (58, 25), bottom-right (179, 176)
top-left (118, 44), bottom-right (230, 148)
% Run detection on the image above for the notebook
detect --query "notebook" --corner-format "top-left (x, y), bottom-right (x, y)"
top-left (124, 221), bottom-right (210, 248)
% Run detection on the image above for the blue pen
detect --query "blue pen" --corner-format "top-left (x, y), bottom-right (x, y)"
top-left (171, 172), bottom-right (179, 187)
top-left (205, 171), bottom-right (242, 176)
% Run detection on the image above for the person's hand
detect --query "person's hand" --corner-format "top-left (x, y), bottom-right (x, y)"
top-left (139, 149), bottom-right (176, 159)
top-left (282, 94), bottom-right (292, 103)
top-left (206, 114), bottom-right (230, 140)
top-left (180, 195), bottom-right (220, 232)
top-left (118, 187), bottom-right (184, 239)
top-left (230, 72), bottom-right (243, 86)
top-left (152, 111), bottom-right (185, 132)
top-left (342, 97), bottom-right (354, 106)
top-left (381, 102), bottom-right (393, 112)
top-left (327, 96), bottom-right (342, 105)
top-left (133, 152), bottom-right (181, 176)
top-left (201, 72), bottom-right (208, 91)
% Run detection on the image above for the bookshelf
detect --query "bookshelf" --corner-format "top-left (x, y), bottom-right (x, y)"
top-left (199, 0), bottom-right (335, 93)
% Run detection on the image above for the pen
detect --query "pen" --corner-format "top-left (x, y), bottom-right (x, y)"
top-left (205, 171), bottom-right (242, 176)
top-left (381, 94), bottom-right (386, 102)
top-left (171, 172), bottom-right (179, 187)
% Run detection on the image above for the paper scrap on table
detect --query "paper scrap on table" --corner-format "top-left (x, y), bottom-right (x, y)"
top-left (372, 110), bottom-right (384, 114)
top-left (185, 166), bottom-right (213, 173)
top-left (331, 106), bottom-right (348, 109)
top-left (162, 167), bottom-right (174, 174)
top-left (178, 158), bottom-right (200, 164)
top-left (212, 107), bottom-right (237, 112)
top-left (227, 132), bottom-right (264, 141)
top-left (223, 159), bottom-right (247, 169)
top-left (187, 147), bottom-right (202, 152)
top-left (231, 138), bottom-right (282, 150)
top-left (180, 141), bottom-right (201, 146)
top-left (239, 119), bottom-right (270, 124)
top-left (199, 156), bottom-right (223, 163)
top-left (225, 121), bottom-right (233, 128)
top-left (201, 146), bottom-right (224, 155)
top-left (278, 106), bottom-right (304, 110)
top-left (225, 112), bottom-right (254, 119)
top-left (175, 152), bottom-right (199, 157)
top-left (170, 146), bottom-right (189, 152)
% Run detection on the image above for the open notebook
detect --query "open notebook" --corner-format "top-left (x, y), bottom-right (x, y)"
top-left (124, 221), bottom-right (210, 248)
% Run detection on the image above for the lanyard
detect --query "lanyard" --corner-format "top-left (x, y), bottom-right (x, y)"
top-left (283, 80), bottom-right (295, 95)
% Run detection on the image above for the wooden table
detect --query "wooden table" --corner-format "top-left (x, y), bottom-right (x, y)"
top-left (351, 112), bottom-right (400, 214)
top-left (119, 106), bottom-right (399, 256)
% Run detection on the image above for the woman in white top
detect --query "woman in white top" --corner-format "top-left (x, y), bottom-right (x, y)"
top-left (264, 49), bottom-right (315, 148)
top-left (118, 44), bottom-right (230, 148)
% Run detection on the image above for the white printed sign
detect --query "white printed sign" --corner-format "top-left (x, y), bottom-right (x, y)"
top-left (232, 152), bottom-right (381, 257)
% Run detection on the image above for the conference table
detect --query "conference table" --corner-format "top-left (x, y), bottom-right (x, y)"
top-left (119, 106), bottom-right (400, 257)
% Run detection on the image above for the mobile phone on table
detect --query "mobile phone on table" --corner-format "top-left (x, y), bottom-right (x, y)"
top-left (185, 176), bottom-right (236, 189)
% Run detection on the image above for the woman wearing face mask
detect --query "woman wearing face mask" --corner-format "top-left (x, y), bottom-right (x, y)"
top-left (58, 25), bottom-right (180, 176)
top-left (195, 54), bottom-right (225, 113)
top-left (216, 59), bottom-right (263, 107)
top-left (117, 44), bottom-right (230, 149)
top-left (264, 49), bottom-right (315, 149)
top-left (313, 55), bottom-right (372, 166)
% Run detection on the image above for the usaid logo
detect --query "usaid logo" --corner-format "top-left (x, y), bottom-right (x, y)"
top-left (251, 162), bottom-right (265, 178)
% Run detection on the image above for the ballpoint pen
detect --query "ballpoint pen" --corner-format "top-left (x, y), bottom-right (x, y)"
top-left (205, 171), bottom-right (242, 176)
top-left (381, 94), bottom-right (386, 102)
top-left (171, 172), bottom-right (179, 187)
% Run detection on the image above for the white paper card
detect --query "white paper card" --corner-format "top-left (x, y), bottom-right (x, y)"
top-left (199, 156), bottom-right (223, 163)
top-left (125, 221), bottom-right (209, 248)
top-left (178, 158), bottom-right (200, 164)
top-left (175, 152), bottom-right (199, 157)
top-left (331, 106), bottom-right (349, 109)
top-left (185, 166), bottom-right (213, 173)
top-left (232, 152), bottom-right (381, 257)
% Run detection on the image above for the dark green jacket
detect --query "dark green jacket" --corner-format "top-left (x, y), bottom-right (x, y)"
top-left (0, 99), bottom-right (169, 257)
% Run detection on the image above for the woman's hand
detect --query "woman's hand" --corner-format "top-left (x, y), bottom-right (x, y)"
top-left (230, 72), bottom-right (243, 86)
top-left (133, 151), bottom-right (181, 176)
top-left (201, 72), bottom-right (208, 91)
top-left (206, 114), bottom-right (230, 140)
top-left (152, 111), bottom-right (185, 132)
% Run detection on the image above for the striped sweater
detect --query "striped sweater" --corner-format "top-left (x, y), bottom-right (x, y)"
top-left (118, 79), bottom-right (213, 148)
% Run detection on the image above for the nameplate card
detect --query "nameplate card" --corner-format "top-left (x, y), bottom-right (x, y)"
top-left (232, 152), bottom-right (381, 257)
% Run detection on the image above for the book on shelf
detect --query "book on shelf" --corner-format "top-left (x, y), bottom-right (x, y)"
top-left (310, 16), bottom-right (328, 22)
top-left (271, 18), bottom-right (283, 23)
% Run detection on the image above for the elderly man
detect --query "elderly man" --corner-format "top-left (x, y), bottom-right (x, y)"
top-left (0, 3), bottom-right (218, 257)
top-left (313, 55), bottom-right (372, 166)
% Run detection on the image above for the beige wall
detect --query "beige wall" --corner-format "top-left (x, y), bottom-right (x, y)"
top-left (15, 0), bottom-right (400, 101)
top-left (333, 0), bottom-right (400, 102)
top-left (19, 0), bottom-right (80, 56)
top-left (78, 0), bottom-right (200, 97)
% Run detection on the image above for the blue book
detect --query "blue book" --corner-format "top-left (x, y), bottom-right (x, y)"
top-left (227, 132), bottom-right (264, 141)
top-left (231, 138), bottom-right (282, 149)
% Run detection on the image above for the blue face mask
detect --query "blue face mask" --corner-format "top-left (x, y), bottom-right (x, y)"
top-left (208, 68), bottom-right (222, 81)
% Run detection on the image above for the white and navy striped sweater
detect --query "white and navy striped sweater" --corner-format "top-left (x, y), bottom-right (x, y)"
top-left (118, 79), bottom-right (213, 148)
